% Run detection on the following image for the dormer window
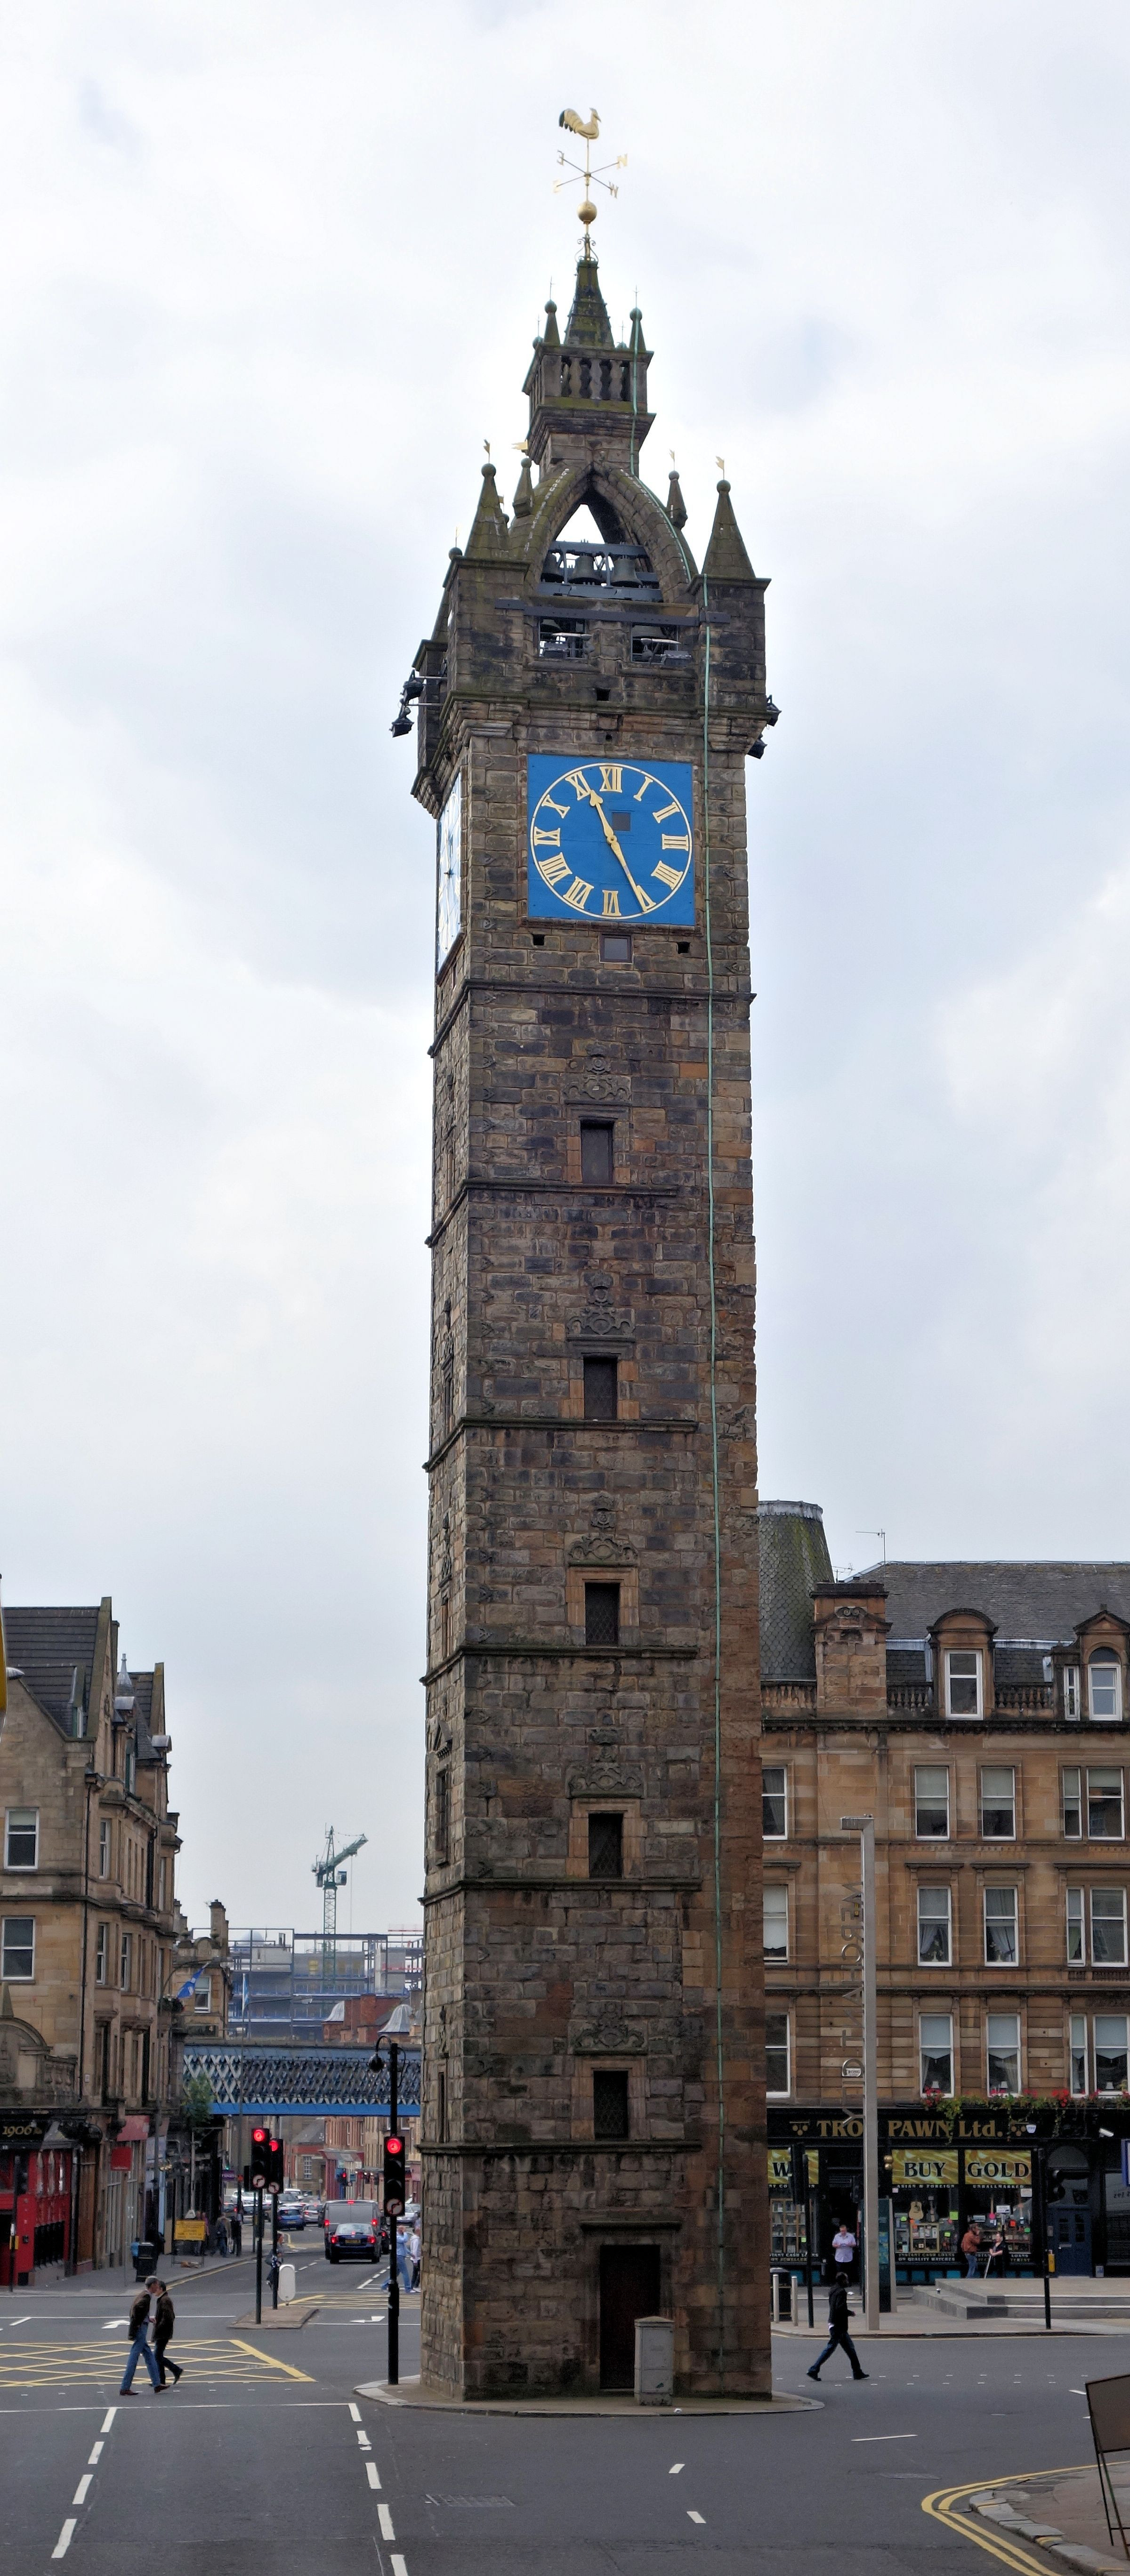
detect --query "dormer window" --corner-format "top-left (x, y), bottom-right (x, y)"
top-left (1089, 1650), bottom-right (1122, 1723)
top-left (1064, 1665), bottom-right (1082, 1721)
top-left (945, 1650), bottom-right (983, 1719)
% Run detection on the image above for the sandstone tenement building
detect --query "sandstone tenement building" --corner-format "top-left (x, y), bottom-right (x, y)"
top-left (408, 250), bottom-right (774, 2396)
top-left (760, 1501), bottom-right (1130, 2282)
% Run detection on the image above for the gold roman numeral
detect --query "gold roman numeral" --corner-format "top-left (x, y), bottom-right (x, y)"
top-left (538, 853), bottom-right (570, 886)
top-left (661, 834), bottom-right (691, 853)
top-left (633, 773), bottom-right (654, 801)
top-left (599, 765), bottom-right (623, 794)
top-left (562, 877), bottom-right (593, 911)
top-left (532, 826), bottom-right (562, 847)
top-left (652, 861), bottom-right (684, 891)
top-left (541, 795), bottom-right (569, 817)
top-left (601, 888), bottom-right (622, 915)
top-left (652, 798), bottom-right (681, 822)
top-left (565, 768), bottom-right (592, 799)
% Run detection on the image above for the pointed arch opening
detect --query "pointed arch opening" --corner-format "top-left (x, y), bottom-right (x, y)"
top-left (540, 484), bottom-right (661, 604)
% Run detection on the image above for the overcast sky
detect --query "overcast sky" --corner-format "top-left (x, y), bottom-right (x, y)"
top-left (2, 2), bottom-right (1129, 1932)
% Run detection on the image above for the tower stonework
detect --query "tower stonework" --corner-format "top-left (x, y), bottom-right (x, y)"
top-left (412, 254), bottom-right (772, 2398)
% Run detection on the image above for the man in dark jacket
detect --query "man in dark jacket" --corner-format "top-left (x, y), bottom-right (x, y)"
top-left (807, 2271), bottom-right (869, 2382)
top-left (229, 2206), bottom-right (242, 2257)
top-left (153, 2282), bottom-right (182, 2386)
top-left (119, 2280), bottom-right (162, 2394)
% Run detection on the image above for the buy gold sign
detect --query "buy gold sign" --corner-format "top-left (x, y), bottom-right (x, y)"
top-left (768, 2148), bottom-right (817, 2191)
top-left (891, 2149), bottom-right (958, 2187)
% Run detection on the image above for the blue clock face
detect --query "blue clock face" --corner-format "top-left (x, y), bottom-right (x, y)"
top-left (527, 756), bottom-right (694, 926)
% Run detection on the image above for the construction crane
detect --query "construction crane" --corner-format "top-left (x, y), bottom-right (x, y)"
top-left (312, 1826), bottom-right (367, 1950)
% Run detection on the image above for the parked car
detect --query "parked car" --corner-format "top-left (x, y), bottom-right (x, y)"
top-left (278, 2199), bottom-right (305, 2230)
top-left (324, 2199), bottom-right (381, 2262)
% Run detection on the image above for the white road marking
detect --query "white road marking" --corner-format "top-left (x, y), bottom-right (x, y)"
top-left (348, 2401), bottom-right (361, 2422)
top-left (101, 2409), bottom-right (117, 2432)
top-left (1070, 2389), bottom-right (1087, 2396)
top-left (88, 2444), bottom-right (103, 2466)
top-left (670, 2463), bottom-right (684, 2475)
top-left (51, 2523), bottom-right (77, 2560)
top-left (378, 2503), bottom-right (396, 2540)
top-left (0, 2316), bottom-right (32, 2329)
top-left (391, 2558), bottom-right (408, 2576)
top-left (72, 2477), bottom-right (92, 2507)
top-left (102, 2321), bottom-right (127, 2331)
top-left (688, 2510), bottom-right (705, 2524)
top-left (854, 2433), bottom-right (917, 2444)
top-left (366, 2461), bottom-right (382, 2489)
top-left (357, 2430), bottom-right (371, 2451)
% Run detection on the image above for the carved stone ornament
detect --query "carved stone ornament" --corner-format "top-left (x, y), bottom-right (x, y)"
top-left (567, 1499), bottom-right (638, 1567)
top-left (437, 1512), bottom-right (454, 1590)
top-left (571, 1265), bottom-right (632, 1340)
top-left (567, 1764), bottom-right (644, 1799)
top-left (570, 2011), bottom-right (646, 2057)
top-left (564, 1051), bottom-right (631, 1105)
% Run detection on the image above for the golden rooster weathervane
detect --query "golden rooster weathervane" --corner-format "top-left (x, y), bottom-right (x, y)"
top-left (556, 106), bottom-right (626, 255)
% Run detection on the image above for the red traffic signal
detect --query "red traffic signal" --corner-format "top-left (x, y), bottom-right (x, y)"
top-left (250, 2126), bottom-right (269, 2183)
top-left (382, 2133), bottom-right (406, 2211)
top-left (267, 2137), bottom-right (285, 2191)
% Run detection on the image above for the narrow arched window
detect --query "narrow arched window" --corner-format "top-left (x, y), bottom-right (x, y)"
top-left (1089, 1649), bottom-right (1123, 1723)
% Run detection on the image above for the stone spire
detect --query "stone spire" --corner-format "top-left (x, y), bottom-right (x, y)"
top-left (666, 465), bottom-right (688, 530)
top-left (511, 449), bottom-right (534, 518)
top-left (565, 252), bottom-right (613, 347)
top-left (702, 477), bottom-right (756, 583)
top-left (463, 460), bottom-right (509, 559)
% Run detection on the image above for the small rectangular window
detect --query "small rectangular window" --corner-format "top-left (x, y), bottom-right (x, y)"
top-left (99, 1819), bottom-right (112, 1877)
top-left (1090, 1654), bottom-right (1123, 1722)
top-left (4, 1810), bottom-right (38, 1870)
top-left (762, 1765), bottom-right (787, 1839)
top-left (120, 1933), bottom-right (131, 1992)
top-left (435, 1767), bottom-right (451, 1869)
top-left (1064, 1666), bottom-right (1082, 1721)
top-left (630, 626), bottom-right (690, 665)
top-left (914, 1767), bottom-right (949, 1839)
top-left (986, 2012), bottom-right (1020, 2096)
top-left (580, 1121), bottom-right (614, 1184)
top-left (585, 1582), bottom-right (620, 1647)
top-left (1066, 1886), bottom-right (1085, 1963)
top-left (1, 1917), bottom-right (34, 1980)
top-left (159, 1857), bottom-right (167, 1911)
top-left (980, 1767), bottom-right (1016, 1839)
top-left (1091, 1886), bottom-right (1128, 1965)
top-left (918, 1885), bottom-right (952, 1965)
top-left (1088, 1767), bottom-right (1124, 1839)
top-left (945, 1650), bottom-right (982, 1718)
top-left (1095, 2013), bottom-right (1130, 2093)
top-left (763, 1885), bottom-right (789, 1960)
top-left (984, 1885), bottom-right (1018, 1965)
top-left (600, 931), bottom-right (632, 963)
top-left (1063, 1767), bottom-right (1082, 1839)
top-left (588, 1812), bottom-right (624, 1880)
top-left (538, 616), bottom-right (587, 659)
top-left (436, 2066), bottom-right (448, 2143)
top-left (95, 1924), bottom-right (108, 1985)
top-left (583, 1357), bottom-right (618, 1421)
top-left (766, 2012), bottom-right (791, 2097)
top-left (194, 1979), bottom-right (211, 2012)
top-left (919, 2012), bottom-right (953, 2094)
top-left (593, 2069), bottom-right (630, 2140)
top-left (1070, 2012), bottom-right (1089, 2095)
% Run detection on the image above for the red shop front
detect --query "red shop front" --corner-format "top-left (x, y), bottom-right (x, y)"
top-left (0, 2131), bottom-right (72, 2286)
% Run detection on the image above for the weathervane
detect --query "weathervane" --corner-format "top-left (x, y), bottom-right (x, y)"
top-left (556, 107), bottom-right (626, 255)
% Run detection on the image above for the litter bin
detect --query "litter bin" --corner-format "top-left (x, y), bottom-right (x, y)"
top-left (634, 2315), bottom-right (674, 2407)
top-left (132, 2240), bottom-right (157, 2283)
top-left (770, 2268), bottom-right (793, 2322)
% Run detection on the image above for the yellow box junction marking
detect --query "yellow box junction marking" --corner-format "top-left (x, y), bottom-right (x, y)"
top-left (921, 2468), bottom-right (1087, 2576)
top-left (0, 2339), bottom-right (314, 2390)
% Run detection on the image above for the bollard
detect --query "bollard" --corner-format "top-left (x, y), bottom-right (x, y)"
top-left (278, 2261), bottom-right (296, 2305)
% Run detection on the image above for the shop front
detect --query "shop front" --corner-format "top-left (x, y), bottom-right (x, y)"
top-left (0, 2119), bottom-right (73, 2286)
top-left (768, 2103), bottom-right (1130, 2286)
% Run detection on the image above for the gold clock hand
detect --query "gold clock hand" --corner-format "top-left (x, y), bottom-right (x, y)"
top-left (586, 789), bottom-right (653, 910)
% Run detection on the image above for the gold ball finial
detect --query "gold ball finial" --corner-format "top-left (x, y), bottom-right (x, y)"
top-left (578, 197), bottom-right (597, 229)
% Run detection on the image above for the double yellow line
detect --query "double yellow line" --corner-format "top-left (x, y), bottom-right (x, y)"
top-left (921, 2468), bottom-right (1089, 2576)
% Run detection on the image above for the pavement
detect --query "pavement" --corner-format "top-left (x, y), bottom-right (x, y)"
top-left (4, 2243), bottom-right (1130, 2574)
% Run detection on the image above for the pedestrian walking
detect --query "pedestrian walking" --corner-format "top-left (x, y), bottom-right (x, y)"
top-left (229, 2208), bottom-right (242, 2256)
top-left (984, 2226), bottom-right (1008, 2278)
top-left (408, 2224), bottom-right (421, 2289)
top-left (120, 2279), bottom-right (162, 2395)
top-left (960, 2223), bottom-right (982, 2278)
top-left (831, 2220), bottom-right (857, 2277)
top-left (807, 2271), bottom-right (869, 2383)
top-left (215, 2213), bottom-right (228, 2258)
top-left (153, 2281), bottom-right (182, 2386)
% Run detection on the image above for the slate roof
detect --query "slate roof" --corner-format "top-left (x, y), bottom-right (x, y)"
top-left (864, 1562), bottom-right (1130, 1644)
top-left (3, 1606), bottom-right (104, 1730)
top-left (758, 1503), bottom-right (833, 1679)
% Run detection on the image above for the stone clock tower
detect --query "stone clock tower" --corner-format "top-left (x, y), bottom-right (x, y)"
top-left (406, 247), bottom-right (773, 2399)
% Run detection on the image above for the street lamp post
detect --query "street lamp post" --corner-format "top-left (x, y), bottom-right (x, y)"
top-left (841, 1815), bottom-right (880, 2333)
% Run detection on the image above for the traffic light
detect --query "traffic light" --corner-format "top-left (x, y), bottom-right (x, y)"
top-left (267, 2137), bottom-right (285, 2191)
top-left (382, 2133), bottom-right (406, 2211)
top-left (250, 2125), bottom-right (269, 2184)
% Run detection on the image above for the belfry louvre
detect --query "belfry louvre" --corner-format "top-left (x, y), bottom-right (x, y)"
top-left (405, 245), bottom-right (776, 2398)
